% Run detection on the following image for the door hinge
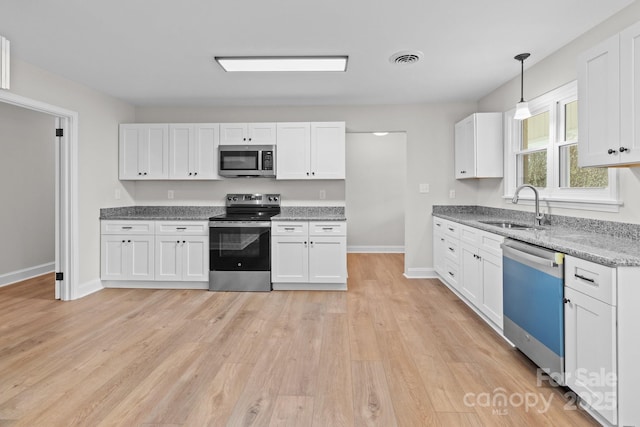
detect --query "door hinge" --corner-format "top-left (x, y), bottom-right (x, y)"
top-left (55, 272), bottom-right (64, 281)
top-left (55, 128), bottom-right (63, 137)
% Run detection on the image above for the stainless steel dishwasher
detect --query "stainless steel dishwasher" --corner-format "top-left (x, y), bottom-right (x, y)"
top-left (501, 239), bottom-right (565, 384)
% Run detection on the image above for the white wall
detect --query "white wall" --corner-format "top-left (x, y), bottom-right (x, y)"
top-left (477, 2), bottom-right (640, 224)
top-left (0, 102), bottom-right (54, 276)
top-left (345, 132), bottom-right (406, 251)
top-left (136, 103), bottom-right (477, 276)
top-left (7, 58), bottom-right (136, 290)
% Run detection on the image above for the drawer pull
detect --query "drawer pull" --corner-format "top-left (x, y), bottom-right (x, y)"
top-left (448, 247), bottom-right (455, 252)
top-left (284, 227), bottom-right (295, 231)
top-left (321, 227), bottom-right (333, 231)
top-left (574, 274), bottom-right (595, 283)
top-left (176, 227), bottom-right (187, 230)
top-left (448, 271), bottom-right (455, 277)
top-left (448, 227), bottom-right (454, 231)
top-left (436, 223), bottom-right (442, 227)
top-left (121, 226), bottom-right (133, 230)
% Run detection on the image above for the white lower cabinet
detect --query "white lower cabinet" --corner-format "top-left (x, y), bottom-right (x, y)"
top-left (271, 221), bottom-right (347, 290)
top-left (564, 255), bottom-right (617, 425)
top-left (101, 220), bottom-right (208, 287)
top-left (155, 221), bottom-right (208, 282)
top-left (433, 217), bottom-right (504, 330)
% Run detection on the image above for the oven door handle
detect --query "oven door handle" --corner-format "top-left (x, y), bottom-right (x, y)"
top-left (209, 221), bottom-right (271, 228)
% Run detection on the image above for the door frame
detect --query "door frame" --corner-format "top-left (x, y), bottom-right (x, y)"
top-left (0, 90), bottom-right (78, 300)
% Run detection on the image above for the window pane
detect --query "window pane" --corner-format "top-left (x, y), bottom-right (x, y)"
top-left (565, 100), bottom-right (578, 141)
top-left (517, 151), bottom-right (547, 187)
top-left (559, 144), bottom-right (608, 188)
top-left (522, 111), bottom-right (549, 150)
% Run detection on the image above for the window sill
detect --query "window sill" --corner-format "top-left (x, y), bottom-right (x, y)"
top-left (501, 195), bottom-right (623, 213)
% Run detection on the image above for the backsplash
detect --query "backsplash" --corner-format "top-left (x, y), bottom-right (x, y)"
top-left (433, 205), bottom-right (640, 241)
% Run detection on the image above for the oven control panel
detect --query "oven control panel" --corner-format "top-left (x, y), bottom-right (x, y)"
top-left (225, 193), bottom-right (280, 206)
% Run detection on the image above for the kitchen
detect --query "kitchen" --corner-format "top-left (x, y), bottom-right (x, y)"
top-left (2, 0), bottom-right (640, 425)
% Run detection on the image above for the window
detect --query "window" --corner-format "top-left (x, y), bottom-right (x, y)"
top-left (505, 81), bottom-right (620, 212)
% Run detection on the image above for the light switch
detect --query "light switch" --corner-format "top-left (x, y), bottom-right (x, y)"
top-left (419, 184), bottom-right (430, 193)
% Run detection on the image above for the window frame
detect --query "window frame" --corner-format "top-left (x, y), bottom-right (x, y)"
top-left (504, 80), bottom-right (621, 212)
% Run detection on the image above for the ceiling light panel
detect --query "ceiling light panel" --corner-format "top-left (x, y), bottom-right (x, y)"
top-left (215, 56), bottom-right (348, 72)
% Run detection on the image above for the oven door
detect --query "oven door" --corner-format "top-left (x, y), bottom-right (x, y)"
top-left (209, 222), bottom-right (271, 271)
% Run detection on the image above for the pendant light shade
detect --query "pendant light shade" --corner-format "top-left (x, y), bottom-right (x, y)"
top-left (514, 53), bottom-right (531, 121)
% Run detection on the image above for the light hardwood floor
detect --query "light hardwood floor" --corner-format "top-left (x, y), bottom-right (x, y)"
top-left (0, 254), bottom-right (598, 426)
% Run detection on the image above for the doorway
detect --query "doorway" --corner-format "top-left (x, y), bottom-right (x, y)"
top-left (0, 90), bottom-right (78, 300)
top-left (345, 132), bottom-right (407, 253)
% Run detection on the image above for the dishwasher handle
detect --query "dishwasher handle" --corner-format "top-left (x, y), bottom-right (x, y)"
top-left (502, 244), bottom-right (557, 268)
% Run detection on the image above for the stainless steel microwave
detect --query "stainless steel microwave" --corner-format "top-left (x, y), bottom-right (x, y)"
top-left (218, 145), bottom-right (276, 177)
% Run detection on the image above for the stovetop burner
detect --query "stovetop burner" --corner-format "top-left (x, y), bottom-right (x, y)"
top-left (209, 193), bottom-right (281, 222)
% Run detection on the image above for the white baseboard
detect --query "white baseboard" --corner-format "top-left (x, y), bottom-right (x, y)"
top-left (73, 278), bottom-right (104, 300)
top-left (0, 262), bottom-right (55, 288)
top-left (347, 245), bottom-right (404, 253)
top-left (272, 283), bottom-right (347, 291)
top-left (403, 267), bottom-right (437, 279)
top-left (102, 280), bottom-right (209, 290)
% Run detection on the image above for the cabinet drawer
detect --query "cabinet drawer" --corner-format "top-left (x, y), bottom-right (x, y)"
top-left (565, 255), bottom-right (616, 305)
top-left (309, 222), bottom-right (346, 236)
top-left (101, 220), bottom-right (155, 235)
top-left (272, 222), bottom-right (309, 236)
top-left (156, 221), bottom-right (208, 236)
top-left (479, 230), bottom-right (504, 256)
top-left (443, 259), bottom-right (459, 288)
top-left (460, 224), bottom-right (479, 245)
top-left (443, 221), bottom-right (460, 238)
top-left (443, 236), bottom-right (459, 263)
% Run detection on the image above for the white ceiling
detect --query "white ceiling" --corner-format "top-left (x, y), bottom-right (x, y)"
top-left (0, 0), bottom-right (635, 107)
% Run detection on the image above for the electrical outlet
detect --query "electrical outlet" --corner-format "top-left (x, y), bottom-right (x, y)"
top-left (419, 183), bottom-right (430, 193)
top-left (114, 189), bottom-right (121, 200)
top-left (449, 190), bottom-right (456, 199)
top-left (168, 190), bottom-right (174, 200)
top-left (319, 190), bottom-right (326, 200)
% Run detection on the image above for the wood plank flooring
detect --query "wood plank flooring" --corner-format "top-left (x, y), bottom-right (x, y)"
top-left (0, 254), bottom-right (598, 426)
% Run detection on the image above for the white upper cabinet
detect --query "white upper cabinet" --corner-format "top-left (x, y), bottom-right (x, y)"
top-left (578, 20), bottom-right (640, 167)
top-left (168, 124), bottom-right (220, 179)
top-left (454, 113), bottom-right (502, 179)
top-left (219, 123), bottom-right (276, 145)
top-left (119, 124), bottom-right (169, 180)
top-left (276, 122), bottom-right (345, 180)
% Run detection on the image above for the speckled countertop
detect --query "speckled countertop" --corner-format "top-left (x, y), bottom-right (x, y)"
top-left (272, 206), bottom-right (346, 221)
top-left (100, 206), bottom-right (346, 221)
top-left (433, 205), bottom-right (640, 267)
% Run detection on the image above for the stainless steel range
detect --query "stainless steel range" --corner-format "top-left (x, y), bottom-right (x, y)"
top-left (208, 193), bottom-right (280, 291)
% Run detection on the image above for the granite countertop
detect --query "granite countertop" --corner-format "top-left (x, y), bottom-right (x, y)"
top-left (100, 206), bottom-right (346, 222)
top-left (272, 206), bottom-right (346, 221)
top-left (433, 206), bottom-right (640, 267)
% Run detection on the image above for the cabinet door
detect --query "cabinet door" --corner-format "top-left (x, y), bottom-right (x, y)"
top-left (271, 236), bottom-right (308, 282)
top-left (155, 237), bottom-right (181, 281)
top-left (193, 124), bottom-right (219, 179)
top-left (308, 236), bottom-right (347, 283)
top-left (577, 34), bottom-right (621, 167)
top-left (480, 248), bottom-right (503, 328)
top-left (454, 116), bottom-right (475, 179)
top-left (169, 124), bottom-right (193, 179)
top-left (101, 236), bottom-right (128, 279)
top-left (219, 123), bottom-right (248, 144)
top-left (138, 125), bottom-right (169, 179)
top-left (248, 123), bottom-right (277, 144)
top-left (276, 122), bottom-right (311, 179)
top-left (620, 21), bottom-right (640, 165)
top-left (564, 287), bottom-right (617, 425)
top-left (129, 236), bottom-right (155, 280)
top-left (460, 242), bottom-right (481, 305)
top-left (433, 230), bottom-right (446, 277)
top-left (310, 122), bottom-right (345, 179)
top-left (119, 125), bottom-right (142, 180)
top-left (182, 236), bottom-right (208, 281)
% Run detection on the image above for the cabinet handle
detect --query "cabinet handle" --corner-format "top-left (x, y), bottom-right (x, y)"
top-left (243, 137), bottom-right (246, 141)
top-left (440, 238), bottom-right (445, 242)
top-left (144, 172), bottom-right (148, 175)
top-left (304, 241), bottom-right (307, 245)
top-left (448, 271), bottom-right (455, 277)
top-left (122, 240), bottom-right (125, 243)
top-left (306, 172), bottom-right (310, 176)
top-left (563, 298), bottom-right (571, 304)
top-left (138, 172), bottom-right (142, 176)
top-left (122, 226), bottom-right (133, 230)
top-left (312, 172), bottom-right (315, 176)
top-left (608, 148), bottom-right (617, 155)
top-left (183, 240), bottom-right (186, 243)
top-left (448, 247), bottom-right (455, 252)
top-left (176, 227), bottom-right (187, 230)
top-left (189, 172), bottom-right (192, 176)
top-left (460, 170), bottom-right (466, 174)
top-left (574, 273), bottom-right (595, 283)
top-left (177, 240), bottom-right (180, 243)
top-left (248, 138), bottom-right (252, 142)
top-left (284, 227), bottom-right (295, 231)
top-left (448, 227), bottom-right (454, 232)
top-left (127, 240), bottom-right (131, 243)
top-left (322, 227), bottom-right (333, 231)
top-left (436, 223), bottom-right (442, 227)
top-left (620, 146), bottom-right (629, 153)
top-left (194, 172), bottom-right (198, 176)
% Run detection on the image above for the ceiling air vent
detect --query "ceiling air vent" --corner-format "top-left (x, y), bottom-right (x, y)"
top-left (389, 50), bottom-right (423, 65)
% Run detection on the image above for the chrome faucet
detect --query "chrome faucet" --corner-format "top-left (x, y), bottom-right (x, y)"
top-left (512, 184), bottom-right (545, 226)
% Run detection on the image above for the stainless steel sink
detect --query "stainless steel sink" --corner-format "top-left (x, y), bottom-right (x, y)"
top-left (479, 220), bottom-right (541, 230)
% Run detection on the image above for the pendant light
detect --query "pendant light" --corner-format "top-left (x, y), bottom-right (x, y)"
top-left (514, 53), bottom-right (531, 120)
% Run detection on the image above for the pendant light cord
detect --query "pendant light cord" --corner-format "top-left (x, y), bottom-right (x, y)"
top-left (520, 58), bottom-right (525, 103)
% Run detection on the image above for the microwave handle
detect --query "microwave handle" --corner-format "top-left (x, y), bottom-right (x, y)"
top-left (257, 150), bottom-right (262, 171)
